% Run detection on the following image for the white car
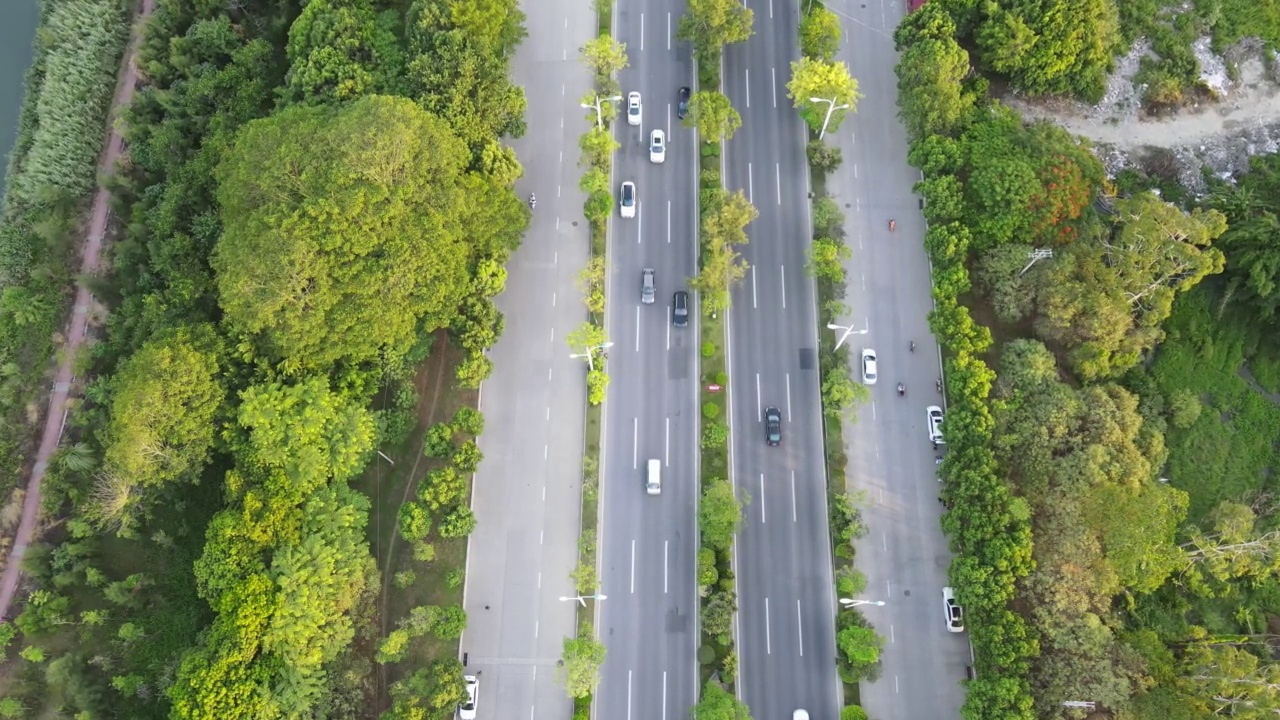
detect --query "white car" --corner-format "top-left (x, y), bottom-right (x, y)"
top-left (860, 348), bottom-right (877, 385)
top-left (649, 129), bottom-right (666, 163)
top-left (793, 712), bottom-right (810, 720)
top-left (942, 587), bottom-right (964, 633)
top-left (620, 181), bottom-right (636, 218)
top-left (459, 675), bottom-right (478, 719)
top-left (927, 405), bottom-right (945, 445)
top-left (627, 91), bottom-right (642, 126)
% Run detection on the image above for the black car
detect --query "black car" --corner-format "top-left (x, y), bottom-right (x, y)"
top-left (672, 291), bottom-right (689, 327)
top-left (764, 407), bottom-right (781, 446)
top-left (677, 86), bottom-right (691, 119)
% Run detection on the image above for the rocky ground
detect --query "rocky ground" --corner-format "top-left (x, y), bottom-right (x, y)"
top-left (1002, 38), bottom-right (1280, 197)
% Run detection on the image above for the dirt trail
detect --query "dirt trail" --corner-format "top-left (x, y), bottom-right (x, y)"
top-left (0, 0), bottom-right (156, 619)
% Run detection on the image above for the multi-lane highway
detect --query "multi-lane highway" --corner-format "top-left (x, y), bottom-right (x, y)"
top-left (594, 0), bottom-right (702, 717)
top-left (722, 1), bottom-right (842, 718)
top-left (459, 1), bottom-right (594, 717)
top-left (828, 0), bottom-right (971, 717)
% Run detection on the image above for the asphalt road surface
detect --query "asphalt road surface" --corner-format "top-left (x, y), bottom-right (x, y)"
top-left (594, 0), bottom-right (701, 718)
top-left (459, 2), bottom-right (595, 717)
top-left (722, 1), bottom-right (842, 717)
top-left (826, 0), bottom-right (972, 717)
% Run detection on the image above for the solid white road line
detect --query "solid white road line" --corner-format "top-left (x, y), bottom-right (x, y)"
top-left (785, 373), bottom-right (792, 421)
top-left (776, 163), bottom-right (782, 205)
top-left (751, 265), bottom-right (757, 308)
top-left (791, 471), bottom-right (797, 522)
top-left (633, 417), bottom-right (638, 469)
top-left (760, 473), bottom-right (766, 523)
top-left (755, 373), bottom-right (761, 420)
top-left (664, 540), bottom-right (669, 593)
top-left (630, 539), bottom-right (636, 593)
top-left (780, 263), bottom-right (786, 307)
top-left (797, 600), bottom-right (804, 656)
top-left (747, 161), bottom-right (754, 204)
top-left (764, 597), bottom-right (772, 654)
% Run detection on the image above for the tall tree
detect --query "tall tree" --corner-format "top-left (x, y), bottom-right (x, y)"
top-left (786, 57), bottom-right (861, 135)
top-left (684, 91), bottom-right (742, 142)
top-left (284, 0), bottom-right (403, 103)
top-left (896, 36), bottom-right (974, 140)
top-left (677, 0), bottom-right (753, 58)
top-left (90, 327), bottom-right (224, 532)
top-left (214, 95), bottom-right (478, 372)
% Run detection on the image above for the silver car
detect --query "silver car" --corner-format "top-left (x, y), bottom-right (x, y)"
top-left (641, 268), bottom-right (655, 304)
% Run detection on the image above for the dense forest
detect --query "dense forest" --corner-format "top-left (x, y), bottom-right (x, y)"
top-left (899, 1), bottom-right (1280, 719)
top-left (0, 0), bottom-right (528, 716)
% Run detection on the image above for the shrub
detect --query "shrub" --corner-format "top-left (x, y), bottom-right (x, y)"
top-left (452, 440), bottom-right (483, 474)
top-left (438, 507), bottom-right (478, 538)
top-left (807, 140), bottom-right (843, 173)
top-left (812, 195), bottom-right (845, 239)
top-left (701, 421), bottom-right (729, 448)
top-left (430, 604), bottom-right (467, 639)
top-left (419, 466), bottom-right (466, 511)
top-left (701, 341), bottom-right (717, 358)
top-left (1168, 388), bottom-right (1202, 429)
top-left (830, 493), bottom-right (866, 559)
top-left (397, 502), bottom-right (432, 542)
top-left (451, 406), bottom-right (485, 437)
top-left (424, 422), bottom-right (455, 458)
top-left (835, 566), bottom-right (867, 598)
top-left (413, 542), bottom-right (437, 563)
top-left (393, 570), bottom-right (417, 589)
top-left (841, 706), bottom-right (869, 720)
top-left (446, 569), bottom-right (464, 588)
top-left (702, 401), bottom-right (721, 419)
top-left (714, 371), bottom-right (728, 385)
top-left (697, 547), bottom-right (719, 596)
top-left (587, 368), bottom-right (609, 405)
top-left (376, 629), bottom-right (411, 664)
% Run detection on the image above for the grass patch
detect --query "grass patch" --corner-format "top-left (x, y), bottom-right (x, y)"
top-left (1217, 0), bottom-right (1280, 50)
top-left (352, 335), bottom-right (476, 699)
top-left (1144, 290), bottom-right (1280, 521)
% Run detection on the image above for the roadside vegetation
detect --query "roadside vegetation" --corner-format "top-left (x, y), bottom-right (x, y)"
top-left (556, 2), bottom-right (622, 714)
top-left (897, 3), bottom-right (1280, 719)
top-left (796, 4), bottom-right (877, 718)
top-left (678, 0), bottom-right (755, 716)
top-left (0, 0), bottom-right (530, 717)
top-left (932, 0), bottom-right (1280, 111)
top-left (0, 0), bottom-right (127, 527)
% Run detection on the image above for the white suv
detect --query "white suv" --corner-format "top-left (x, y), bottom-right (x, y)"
top-left (860, 348), bottom-right (877, 385)
top-left (627, 91), bottom-right (642, 126)
top-left (927, 405), bottom-right (945, 445)
top-left (942, 587), bottom-right (964, 633)
top-left (459, 675), bottom-right (478, 719)
top-left (620, 181), bottom-right (636, 218)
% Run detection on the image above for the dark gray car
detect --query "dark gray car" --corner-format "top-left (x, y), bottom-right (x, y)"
top-left (672, 291), bottom-right (689, 327)
top-left (677, 86), bottom-right (691, 119)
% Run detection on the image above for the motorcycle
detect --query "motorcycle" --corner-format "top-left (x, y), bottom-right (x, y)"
top-left (936, 378), bottom-right (943, 393)
top-left (889, 218), bottom-right (896, 232)
top-left (529, 193), bottom-right (536, 209)
top-left (909, 340), bottom-right (915, 353)
top-left (897, 382), bottom-right (906, 397)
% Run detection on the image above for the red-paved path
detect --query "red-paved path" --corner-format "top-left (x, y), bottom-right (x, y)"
top-left (0, 0), bottom-right (156, 619)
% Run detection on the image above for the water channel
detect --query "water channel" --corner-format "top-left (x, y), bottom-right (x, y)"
top-left (0, 0), bottom-right (41, 202)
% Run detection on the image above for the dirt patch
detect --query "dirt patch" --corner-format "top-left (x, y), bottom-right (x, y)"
top-left (1004, 39), bottom-right (1280, 195)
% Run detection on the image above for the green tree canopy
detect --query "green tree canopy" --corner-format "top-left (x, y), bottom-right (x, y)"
top-left (691, 680), bottom-right (753, 720)
top-left (284, 0), bottom-right (403, 103)
top-left (214, 95), bottom-right (479, 373)
top-left (92, 326), bottom-right (224, 531)
top-left (684, 91), bottom-right (742, 142)
top-left (786, 57), bottom-right (861, 134)
top-left (678, 0), bottom-right (753, 58)
top-left (896, 35), bottom-right (975, 140)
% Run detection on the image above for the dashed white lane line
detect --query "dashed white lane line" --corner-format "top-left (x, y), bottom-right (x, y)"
top-left (797, 599), bottom-right (804, 656)
top-left (751, 265), bottom-right (758, 308)
top-left (759, 473), bottom-right (766, 524)
top-left (771, 67), bottom-right (777, 107)
top-left (790, 471), bottom-right (797, 522)
top-left (764, 597), bottom-right (772, 654)
top-left (745, 68), bottom-right (750, 108)
top-left (780, 264), bottom-right (786, 307)
top-left (776, 163), bottom-right (782, 205)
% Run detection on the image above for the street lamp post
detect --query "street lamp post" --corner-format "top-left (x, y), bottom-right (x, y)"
top-left (839, 598), bottom-right (886, 608)
top-left (559, 594), bottom-right (608, 607)
top-left (826, 321), bottom-right (868, 351)
top-left (809, 96), bottom-right (850, 141)
top-left (569, 341), bottom-right (614, 372)
top-left (580, 94), bottom-right (623, 131)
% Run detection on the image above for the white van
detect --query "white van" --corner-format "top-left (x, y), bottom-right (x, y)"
top-left (646, 459), bottom-right (661, 496)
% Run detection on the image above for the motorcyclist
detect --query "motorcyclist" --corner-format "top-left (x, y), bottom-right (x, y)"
top-left (529, 193), bottom-right (536, 209)
top-left (889, 218), bottom-right (896, 231)
top-left (897, 382), bottom-right (905, 397)
top-left (909, 341), bottom-right (915, 352)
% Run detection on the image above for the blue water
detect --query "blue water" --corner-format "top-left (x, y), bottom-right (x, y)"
top-left (0, 0), bottom-right (40, 194)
